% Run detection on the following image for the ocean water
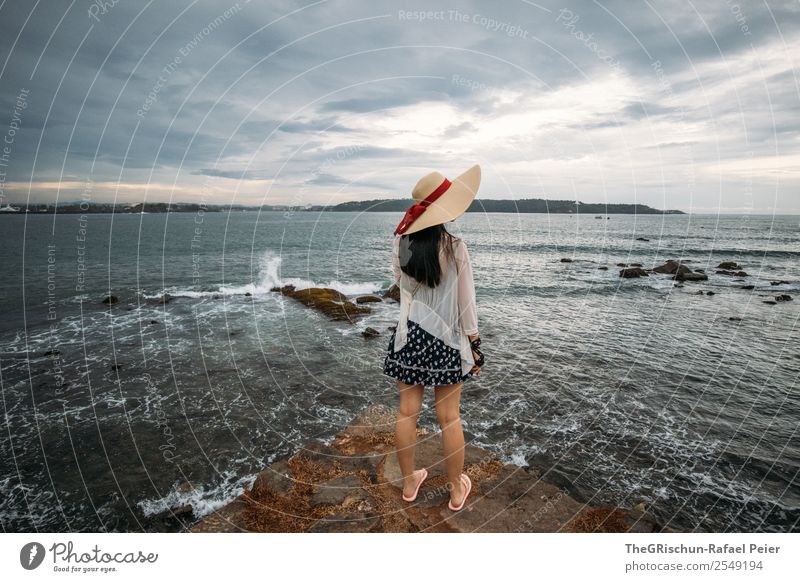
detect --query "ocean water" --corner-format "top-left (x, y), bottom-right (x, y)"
top-left (0, 210), bottom-right (798, 532)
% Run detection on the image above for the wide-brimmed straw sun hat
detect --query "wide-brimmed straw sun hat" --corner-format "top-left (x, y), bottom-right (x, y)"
top-left (393, 164), bottom-right (481, 235)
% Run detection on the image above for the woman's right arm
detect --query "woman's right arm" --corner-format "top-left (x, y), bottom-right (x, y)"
top-left (392, 235), bottom-right (402, 285)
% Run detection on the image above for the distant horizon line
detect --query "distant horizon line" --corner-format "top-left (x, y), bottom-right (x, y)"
top-left (0, 201), bottom-right (797, 216)
top-left (0, 198), bottom-right (762, 214)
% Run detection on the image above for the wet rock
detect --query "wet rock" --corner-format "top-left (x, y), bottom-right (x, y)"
top-left (387, 325), bottom-right (397, 332)
top-left (729, 316), bottom-right (742, 321)
top-left (271, 284), bottom-right (371, 323)
top-left (102, 295), bottom-right (119, 304)
top-left (149, 320), bottom-right (159, 324)
top-left (674, 270), bottom-right (708, 282)
top-left (620, 267), bottom-right (649, 278)
top-left (630, 262), bottom-right (643, 267)
top-left (763, 300), bottom-right (777, 305)
top-left (706, 291), bottom-right (715, 296)
top-left (717, 269), bottom-right (748, 277)
top-left (770, 280), bottom-right (789, 286)
top-left (244, 292), bottom-right (252, 297)
top-left (635, 237), bottom-right (649, 241)
top-left (717, 261), bottom-right (740, 269)
top-left (597, 266), bottom-right (608, 270)
top-left (43, 349), bottom-right (60, 356)
top-left (652, 260), bottom-right (690, 275)
top-left (382, 284), bottom-right (401, 302)
top-left (560, 257), bottom-right (573, 263)
top-left (362, 327), bottom-right (380, 338)
top-left (146, 502), bottom-right (195, 530)
top-left (739, 285), bottom-right (755, 290)
top-left (111, 364), bottom-right (122, 370)
top-left (775, 294), bottom-right (793, 302)
top-left (355, 295), bottom-right (382, 304)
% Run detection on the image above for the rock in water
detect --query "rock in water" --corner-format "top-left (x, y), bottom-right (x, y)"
top-left (271, 284), bottom-right (371, 322)
top-left (362, 327), bottom-right (380, 338)
top-left (382, 284), bottom-right (401, 302)
top-left (675, 271), bottom-right (708, 282)
top-left (652, 260), bottom-right (691, 276)
top-left (355, 295), bottom-right (382, 304)
top-left (717, 261), bottom-right (740, 269)
top-left (102, 295), bottom-right (119, 304)
top-left (620, 267), bottom-right (649, 278)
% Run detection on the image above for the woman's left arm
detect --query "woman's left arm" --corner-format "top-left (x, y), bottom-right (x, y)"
top-left (455, 239), bottom-right (479, 337)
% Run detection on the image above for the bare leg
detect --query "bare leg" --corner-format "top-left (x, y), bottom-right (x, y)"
top-left (395, 380), bottom-right (425, 498)
top-left (435, 382), bottom-right (465, 505)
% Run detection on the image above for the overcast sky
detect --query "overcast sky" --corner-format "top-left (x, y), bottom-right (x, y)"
top-left (0, 0), bottom-right (798, 213)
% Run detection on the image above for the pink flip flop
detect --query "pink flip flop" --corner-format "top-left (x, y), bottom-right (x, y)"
top-left (402, 468), bottom-right (428, 502)
top-left (448, 473), bottom-right (472, 511)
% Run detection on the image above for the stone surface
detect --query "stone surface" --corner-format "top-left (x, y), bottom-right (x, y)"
top-left (189, 404), bottom-right (679, 534)
top-left (438, 465), bottom-right (586, 533)
top-left (189, 499), bottom-right (248, 533)
top-left (311, 475), bottom-right (371, 507)
top-left (381, 436), bottom-right (494, 488)
top-left (307, 511), bottom-right (382, 533)
top-left (250, 458), bottom-right (293, 497)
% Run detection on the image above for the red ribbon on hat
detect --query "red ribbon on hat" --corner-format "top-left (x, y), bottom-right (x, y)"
top-left (393, 177), bottom-right (452, 235)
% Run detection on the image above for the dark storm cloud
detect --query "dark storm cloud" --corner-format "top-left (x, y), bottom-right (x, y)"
top-left (0, 0), bottom-right (798, 210)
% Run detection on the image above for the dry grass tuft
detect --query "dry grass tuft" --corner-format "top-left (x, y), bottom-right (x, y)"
top-left (565, 505), bottom-right (630, 533)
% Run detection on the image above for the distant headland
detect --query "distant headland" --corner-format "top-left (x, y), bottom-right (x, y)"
top-left (0, 198), bottom-right (685, 214)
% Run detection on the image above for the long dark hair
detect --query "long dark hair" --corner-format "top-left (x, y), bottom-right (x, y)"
top-left (399, 224), bottom-right (457, 288)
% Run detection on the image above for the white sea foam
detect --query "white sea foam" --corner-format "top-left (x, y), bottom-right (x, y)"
top-left (144, 250), bottom-right (383, 299)
top-left (137, 469), bottom-right (257, 520)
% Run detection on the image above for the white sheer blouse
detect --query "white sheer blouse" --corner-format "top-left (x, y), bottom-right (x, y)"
top-left (391, 234), bottom-right (479, 377)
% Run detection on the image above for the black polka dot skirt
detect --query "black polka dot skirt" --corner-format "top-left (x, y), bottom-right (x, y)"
top-left (383, 319), bottom-right (475, 387)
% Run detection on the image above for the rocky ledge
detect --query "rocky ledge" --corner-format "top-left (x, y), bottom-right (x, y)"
top-left (189, 404), bottom-right (678, 533)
